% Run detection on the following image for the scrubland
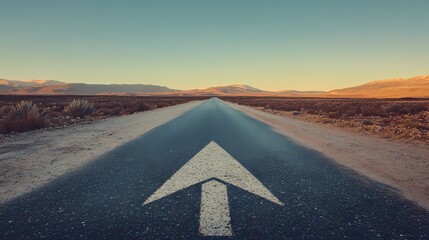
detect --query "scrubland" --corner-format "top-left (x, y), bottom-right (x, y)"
top-left (223, 97), bottom-right (429, 143)
top-left (0, 95), bottom-right (207, 135)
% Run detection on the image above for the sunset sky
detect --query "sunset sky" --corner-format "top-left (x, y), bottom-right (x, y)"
top-left (1, 0), bottom-right (428, 91)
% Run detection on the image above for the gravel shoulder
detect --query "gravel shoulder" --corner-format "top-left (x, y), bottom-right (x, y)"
top-left (228, 102), bottom-right (429, 210)
top-left (0, 101), bottom-right (204, 204)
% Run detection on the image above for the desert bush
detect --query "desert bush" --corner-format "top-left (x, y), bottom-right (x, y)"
top-left (402, 104), bottom-right (427, 115)
top-left (402, 120), bottom-right (429, 130)
top-left (417, 124), bottom-right (429, 131)
top-left (361, 104), bottom-right (381, 117)
top-left (384, 103), bottom-right (402, 114)
top-left (135, 101), bottom-right (151, 111)
top-left (155, 102), bottom-right (170, 108)
top-left (383, 103), bottom-right (427, 115)
top-left (402, 120), bottom-right (418, 129)
top-left (380, 118), bottom-right (391, 126)
top-left (0, 101), bottom-right (49, 133)
top-left (98, 102), bottom-right (123, 109)
top-left (93, 107), bottom-right (122, 116)
top-left (327, 111), bottom-right (342, 119)
top-left (65, 99), bottom-right (95, 117)
top-left (362, 120), bottom-right (374, 125)
top-left (124, 100), bottom-right (151, 114)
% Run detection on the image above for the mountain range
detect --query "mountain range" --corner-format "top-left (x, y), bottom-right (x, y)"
top-left (329, 75), bottom-right (429, 98)
top-left (1, 75), bottom-right (428, 98)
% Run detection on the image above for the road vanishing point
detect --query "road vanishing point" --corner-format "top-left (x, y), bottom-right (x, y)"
top-left (1, 98), bottom-right (428, 239)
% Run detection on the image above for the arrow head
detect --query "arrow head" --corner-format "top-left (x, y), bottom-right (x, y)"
top-left (143, 141), bottom-right (283, 206)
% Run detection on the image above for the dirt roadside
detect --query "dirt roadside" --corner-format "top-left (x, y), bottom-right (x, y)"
top-left (228, 102), bottom-right (429, 210)
top-left (0, 101), bottom-right (204, 204)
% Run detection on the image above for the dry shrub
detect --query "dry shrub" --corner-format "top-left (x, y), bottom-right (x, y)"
top-left (92, 100), bottom-right (152, 116)
top-left (380, 118), bottom-right (391, 126)
top-left (361, 105), bottom-right (380, 116)
top-left (98, 102), bottom-right (122, 109)
top-left (0, 101), bottom-right (49, 133)
top-left (155, 102), bottom-right (169, 108)
top-left (384, 103), bottom-right (427, 115)
top-left (124, 101), bottom-right (151, 114)
top-left (65, 99), bottom-right (95, 117)
top-left (362, 120), bottom-right (374, 125)
top-left (327, 111), bottom-right (342, 119)
top-left (402, 120), bottom-right (429, 130)
top-left (93, 107), bottom-right (122, 116)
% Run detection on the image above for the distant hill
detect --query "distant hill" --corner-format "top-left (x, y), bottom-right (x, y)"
top-left (204, 84), bottom-right (264, 94)
top-left (174, 84), bottom-right (270, 96)
top-left (329, 75), bottom-right (429, 98)
top-left (0, 80), bottom-right (176, 95)
top-left (0, 79), bottom-right (65, 87)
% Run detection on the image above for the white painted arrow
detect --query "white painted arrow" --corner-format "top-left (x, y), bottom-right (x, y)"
top-left (143, 141), bottom-right (283, 236)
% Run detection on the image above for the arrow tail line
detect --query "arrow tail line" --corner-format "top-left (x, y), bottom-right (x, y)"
top-left (199, 180), bottom-right (233, 236)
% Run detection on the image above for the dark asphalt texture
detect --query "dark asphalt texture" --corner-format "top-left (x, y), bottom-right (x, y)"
top-left (0, 98), bottom-right (428, 239)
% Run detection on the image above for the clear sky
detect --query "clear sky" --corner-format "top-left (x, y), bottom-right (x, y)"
top-left (1, 0), bottom-right (428, 91)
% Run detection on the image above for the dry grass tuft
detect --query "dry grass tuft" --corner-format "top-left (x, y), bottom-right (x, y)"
top-left (0, 101), bottom-right (49, 133)
top-left (64, 99), bottom-right (95, 118)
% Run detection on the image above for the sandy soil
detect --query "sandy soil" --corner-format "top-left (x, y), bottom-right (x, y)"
top-left (228, 103), bottom-right (429, 210)
top-left (0, 100), bottom-right (203, 204)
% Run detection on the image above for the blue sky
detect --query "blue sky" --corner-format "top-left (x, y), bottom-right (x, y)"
top-left (1, 0), bottom-right (428, 90)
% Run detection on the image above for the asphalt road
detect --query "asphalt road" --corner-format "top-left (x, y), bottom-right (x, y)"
top-left (1, 98), bottom-right (428, 239)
